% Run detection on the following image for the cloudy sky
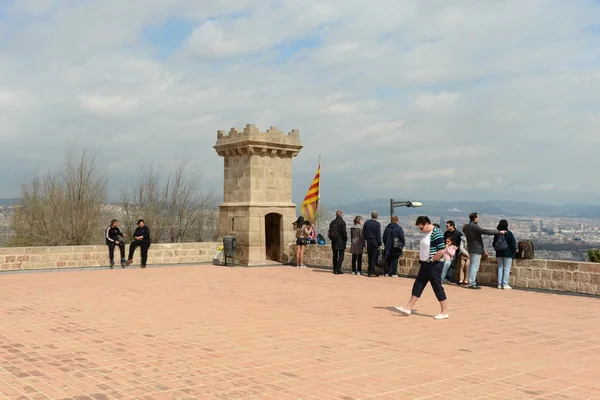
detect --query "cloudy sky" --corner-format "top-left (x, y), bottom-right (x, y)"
top-left (1, 0), bottom-right (599, 207)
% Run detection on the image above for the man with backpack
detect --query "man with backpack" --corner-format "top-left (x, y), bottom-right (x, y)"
top-left (328, 210), bottom-right (348, 274)
top-left (383, 215), bottom-right (405, 277)
top-left (362, 211), bottom-right (382, 277)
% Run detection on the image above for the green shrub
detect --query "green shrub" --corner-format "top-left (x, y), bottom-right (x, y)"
top-left (588, 249), bottom-right (600, 263)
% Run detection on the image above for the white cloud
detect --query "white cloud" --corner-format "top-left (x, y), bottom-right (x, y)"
top-left (0, 0), bottom-right (599, 205)
top-left (80, 94), bottom-right (141, 114)
top-left (8, 0), bottom-right (58, 15)
top-left (414, 92), bottom-right (460, 110)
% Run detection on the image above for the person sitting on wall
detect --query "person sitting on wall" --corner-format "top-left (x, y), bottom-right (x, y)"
top-left (444, 220), bottom-right (463, 247)
top-left (441, 237), bottom-right (457, 284)
top-left (126, 219), bottom-right (151, 269)
top-left (105, 219), bottom-right (127, 269)
top-left (306, 222), bottom-right (317, 244)
top-left (454, 225), bottom-right (470, 285)
top-left (445, 220), bottom-right (465, 283)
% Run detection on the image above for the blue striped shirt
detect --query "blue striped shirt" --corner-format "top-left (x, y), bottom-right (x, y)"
top-left (430, 227), bottom-right (445, 258)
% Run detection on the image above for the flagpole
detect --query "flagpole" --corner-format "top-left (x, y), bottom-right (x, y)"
top-left (317, 155), bottom-right (321, 201)
top-left (317, 155), bottom-right (321, 232)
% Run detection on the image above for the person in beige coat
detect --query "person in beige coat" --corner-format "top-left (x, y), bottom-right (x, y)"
top-left (453, 225), bottom-right (470, 285)
top-left (350, 216), bottom-right (365, 275)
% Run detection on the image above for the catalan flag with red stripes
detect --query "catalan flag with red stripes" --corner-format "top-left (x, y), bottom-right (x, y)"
top-left (300, 162), bottom-right (320, 223)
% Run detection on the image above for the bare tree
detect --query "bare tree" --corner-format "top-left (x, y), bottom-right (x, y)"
top-left (8, 146), bottom-right (107, 246)
top-left (311, 203), bottom-right (332, 236)
top-left (120, 159), bottom-right (218, 243)
top-left (120, 166), bottom-right (167, 241)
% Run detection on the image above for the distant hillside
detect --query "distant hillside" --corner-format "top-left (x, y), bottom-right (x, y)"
top-left (338, 199), bottom-right (600, 218)
top-left (0, 198), bottom-right (18, 206)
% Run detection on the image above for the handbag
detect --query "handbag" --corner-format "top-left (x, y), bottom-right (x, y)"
top-left (376, 248), bottom-right (386, 267)
top-left (392, 237), bottom-right (403, 249)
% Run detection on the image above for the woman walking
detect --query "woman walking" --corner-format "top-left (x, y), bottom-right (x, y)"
top-left (396, 216), bottom-right (449, 320)
top-left (126, 219), bottom-right (151, 268)
top-left (350, 216), bottom-right (365, 275)
top-left (493, 219), bottom-right (517, 289)
top-left (382, 215), bottom-right (405, 277)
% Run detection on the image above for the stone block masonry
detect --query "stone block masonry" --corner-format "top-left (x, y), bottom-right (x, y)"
top-left (284, 244), bottom-right (600, 296)
top-left (4, 241), bottom-right (598, 297)
top-left (0, 242), bottom-right (220, 272)
top-left (214, 124), bottom-right (302, 266)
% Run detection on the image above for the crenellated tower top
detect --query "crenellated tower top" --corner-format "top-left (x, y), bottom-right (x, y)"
top-left (214, 124), bottom-right (302, 158)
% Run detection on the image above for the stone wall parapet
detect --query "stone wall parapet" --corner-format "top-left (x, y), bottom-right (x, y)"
top-left (284, 244), bottom-right (600, 296)
top-left (0, 242), bottom-right (220, 272)
top-left (6, 241), bottom-right (597, 297)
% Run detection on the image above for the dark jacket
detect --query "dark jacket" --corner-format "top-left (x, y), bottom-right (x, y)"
top-left (493, 230), bottom-right (517, 258)
top-left (329, 217), bottom-right (347, 250)
top-left (350, 223), bottom-right (365, 254)
top-left (383, 223), bottom-right (405, 256)
top-left (444, 229), bottom-right (462, 247)
top-left (465, 221), bottom-right (499, 254)
top-left (105, 225), bottom-right (124, 245)
top-left (134, 226), bottom-right (151, 242)
top-left (362, 219), bottom-right (382, 246)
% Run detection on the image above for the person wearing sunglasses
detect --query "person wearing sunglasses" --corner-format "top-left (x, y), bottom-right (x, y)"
top-left (395, 216), bottom-right (449, 320)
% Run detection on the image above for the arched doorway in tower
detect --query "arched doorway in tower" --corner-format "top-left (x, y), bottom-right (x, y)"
top-left (265, 213), bottom-right (283, 262)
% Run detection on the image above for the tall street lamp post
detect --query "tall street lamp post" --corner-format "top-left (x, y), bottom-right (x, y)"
top-left (389, 199), bottom-right (422, 221)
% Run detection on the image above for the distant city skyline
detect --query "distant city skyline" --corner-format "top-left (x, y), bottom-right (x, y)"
top-left (1, 1), bottom-right (599, 204)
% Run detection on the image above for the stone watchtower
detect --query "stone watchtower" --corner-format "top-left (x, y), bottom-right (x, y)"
top-left (214, 124), bottom-right (303, 266)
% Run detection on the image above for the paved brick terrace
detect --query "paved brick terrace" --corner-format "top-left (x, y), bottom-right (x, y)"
top-left (1, 265), bottom-right (599, 400)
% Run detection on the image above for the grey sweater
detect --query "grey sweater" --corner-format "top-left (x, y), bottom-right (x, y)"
top-left (465, 221), bottom-right (499, 254)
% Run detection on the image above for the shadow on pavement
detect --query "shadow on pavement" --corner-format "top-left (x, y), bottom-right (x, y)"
top-left (373, 306), bottom-right (434, 318)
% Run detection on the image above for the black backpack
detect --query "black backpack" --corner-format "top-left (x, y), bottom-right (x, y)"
top-left (494, 235), bottom-right (509, 252)
top-left (328, 220), bottom-right (337, 241)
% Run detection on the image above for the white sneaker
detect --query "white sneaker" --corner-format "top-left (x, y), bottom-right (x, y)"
top-left (497, 285), bottom-right (502, 289)
top-left (296, 265), bottom-right (300, 268)
top-left (503, 285), bottom-right (512, 290)
top-left (395, 306), bottom-right (411, 315)
top-left (391, 275), bottom-right (398, 278)
top-left (301, 265), bottom-right (307, 268)
top-left (434, 314), bottom-right (449, 320)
